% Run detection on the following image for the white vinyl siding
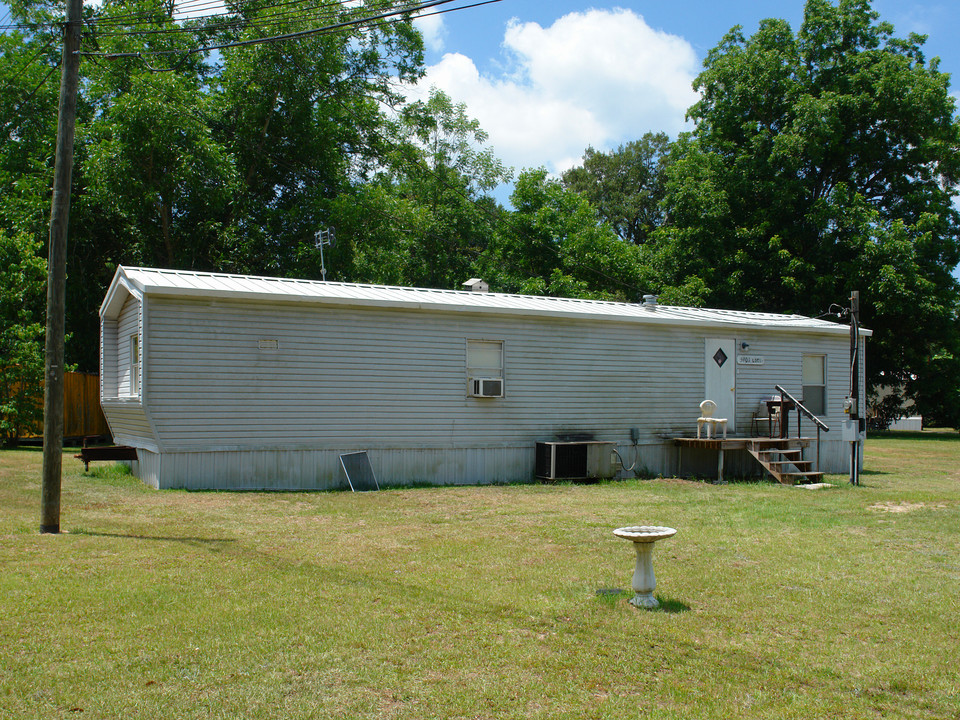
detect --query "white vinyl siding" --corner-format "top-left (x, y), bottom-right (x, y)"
top-left (98, 267), bottom-right (866, 488)
top-left (100, 398), bottom-right (155, 449)
top-left (100, 317), bottom-right (118, 398)
top-left (733, 337), bottom-right (839, 432)
top-left (99, 294), bottom-right (155, 447)
top-left (143, 297), bottom-right (703, 450)
top-left (117, 296), bottom-right (140, 397)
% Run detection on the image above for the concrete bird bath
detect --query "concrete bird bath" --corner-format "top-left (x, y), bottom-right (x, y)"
top-left (613, 525), bottom-right (677, 609)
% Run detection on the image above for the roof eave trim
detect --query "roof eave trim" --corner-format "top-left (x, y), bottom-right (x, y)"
top-left (100, 268), bottom-right (143, 319)
top-left (134, 284), bottom-right (857, 335)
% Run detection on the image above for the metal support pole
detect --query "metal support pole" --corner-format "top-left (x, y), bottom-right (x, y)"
top-left (40, 0), bottom-right (82, 534)
top-left (314, 227), bottom-right (335, 282)
top-left (849, 291), bottom-right (860, 486)
top-left (816, 426), bottom-right (821, 474)
top-left (318, 237), bottom-right (327, 281)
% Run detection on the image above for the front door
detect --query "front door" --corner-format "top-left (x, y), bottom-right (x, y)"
top-left (705, 338), bottom-right (736, 428)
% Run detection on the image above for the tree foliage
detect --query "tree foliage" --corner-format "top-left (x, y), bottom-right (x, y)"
top-left (560, 132), bottom-right (670, 246)
top-left (0, 231), bottom-right (46, 445)
top-left (647, 0), bottom-right (960, 420)
top-left (2, 0), bottom-right (433, 372)
top-left (327, 88), bottom-right (511, 288)
top-left (478, 168), bottom-right (647, 300)
top-left (5, 0), bottom-right (960, 430)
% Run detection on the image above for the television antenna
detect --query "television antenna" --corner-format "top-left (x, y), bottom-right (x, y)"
top-left (314, 227), bottom-right (336, 281)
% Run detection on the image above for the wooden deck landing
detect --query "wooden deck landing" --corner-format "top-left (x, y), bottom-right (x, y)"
top-left (674, 436), bottom-right (815, 483)
top-left (674, 437), bottom-right (812, 450)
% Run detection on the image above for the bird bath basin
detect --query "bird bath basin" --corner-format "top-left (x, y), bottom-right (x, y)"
top-left (613, 526), bottom-right (677, 609)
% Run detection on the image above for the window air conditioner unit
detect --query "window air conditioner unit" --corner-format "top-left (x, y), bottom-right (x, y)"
top-left (469, 377), bottom-right (503, 398)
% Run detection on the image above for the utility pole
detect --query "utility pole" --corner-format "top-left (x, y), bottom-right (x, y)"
top-left (40, 0), bottom-right (82, 534)
top-left (849, 290), bottom-right (861, 486)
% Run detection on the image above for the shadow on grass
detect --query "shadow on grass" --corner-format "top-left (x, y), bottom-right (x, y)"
top-left (655, 597), bottom-right (691, 613)
top-left (0, 444), bottom-right (43, 453)
top-left (870, 430), bottom-right (960, 441)
top-left (71, 529), bottom-right (236, 546)
top-left (595, 589), bottom-right (691, 613)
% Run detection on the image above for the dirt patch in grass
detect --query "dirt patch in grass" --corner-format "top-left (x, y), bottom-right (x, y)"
top-left (868, 501), bottom-right (948, 513)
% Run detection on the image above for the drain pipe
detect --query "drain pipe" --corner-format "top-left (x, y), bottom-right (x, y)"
top-left (613, 427), bottom-right (642, 473)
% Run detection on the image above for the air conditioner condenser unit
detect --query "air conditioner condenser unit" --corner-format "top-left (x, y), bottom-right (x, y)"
top-left (535, 441), bottom-right (616, 481)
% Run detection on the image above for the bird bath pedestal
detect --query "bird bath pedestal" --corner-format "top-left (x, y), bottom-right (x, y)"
top-left (613, 526), bottom-right (677, 609)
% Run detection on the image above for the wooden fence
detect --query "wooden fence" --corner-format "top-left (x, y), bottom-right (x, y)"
top-left (63, 372), bottom-right (110, 438)
top-left (16, 372), bottom-right (110, 440)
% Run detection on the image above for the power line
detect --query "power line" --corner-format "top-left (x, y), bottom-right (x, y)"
top-left (89, 0), bottom-right (499, 37)
top-left (89, 0), bottom-right (342, 29)
top-left (0, 62), bottom-right (60, 138)
top-left (78, 0), bottom-right (466, 58)
top-left (0, 0), bottom-right (414, 32)
top-left (2, 36), bottom-right (58, 87)
top-left (89, 2), bottom-right (341, 37)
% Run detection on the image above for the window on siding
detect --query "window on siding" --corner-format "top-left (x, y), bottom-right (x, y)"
top-left (466, 340), bottom-right (504, 398)
top-left (467, 340), bottom-right (503, 378)
top-left (130, 334), bottom-right (139, 396)
top-left (802, 354), bottom-right (825, 416)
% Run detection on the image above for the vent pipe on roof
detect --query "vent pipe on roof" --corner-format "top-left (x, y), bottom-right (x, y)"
top-left (462, 278), bottom-right (489, 293)
top-left (642, 294), bottom-right (658, 308)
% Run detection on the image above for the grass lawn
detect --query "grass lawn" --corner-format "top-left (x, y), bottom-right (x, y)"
top-left (2, 434), bottom-right (959, 719)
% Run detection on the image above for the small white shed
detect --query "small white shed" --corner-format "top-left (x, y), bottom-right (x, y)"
top-left (99, 267), bottom-right (868, 489)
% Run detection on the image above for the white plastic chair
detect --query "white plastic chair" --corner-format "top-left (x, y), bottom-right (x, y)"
top-left (697, 399), bottom-right (728, 439)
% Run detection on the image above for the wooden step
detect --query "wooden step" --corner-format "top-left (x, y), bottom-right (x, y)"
top-left (758, 454), bottom-right (804, 463)
top-left (779, 471), bottom-right (825, 485)
top-left (745, 439), bottom-right (821, 485)
top-left (757, 450), bottom-right (803, 458)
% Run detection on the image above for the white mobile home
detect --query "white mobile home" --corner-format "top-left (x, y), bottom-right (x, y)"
top-left (99, 267), bottom-right (868, 490)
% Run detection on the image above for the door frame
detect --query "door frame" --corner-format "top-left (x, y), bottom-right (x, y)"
top-left (704, 337), bottom-right (736, 427)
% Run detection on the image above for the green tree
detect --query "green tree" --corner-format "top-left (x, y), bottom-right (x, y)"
top-left (561, 132), bottom-right (671, 246)
top-left (209, 3), bottom-right (427, 277)
top-left (327, 88), bottom-right (510, 288)
top-left (1, 0), bottom-right (433, 371)
top-left (0, 27), bottom-right (61, 441)
top-left (84, 71), bottom-right (238, 270)
top-left (650, 0), bottom-right (960, 419)
top-left (479, 168), bottom-right (647, 300)
top-left (0, 231), bottom-right (46, 445)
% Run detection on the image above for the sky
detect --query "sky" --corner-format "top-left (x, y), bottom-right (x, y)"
top-left (4, 0), bottom-right (957, 179)
top-left (3, 0), bottom-right (958, 242)
top-left (409, 0), bottom-right (960, 184)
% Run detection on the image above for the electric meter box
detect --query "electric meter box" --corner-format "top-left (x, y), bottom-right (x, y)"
top-left (842, 418), bottom-right (866, 442)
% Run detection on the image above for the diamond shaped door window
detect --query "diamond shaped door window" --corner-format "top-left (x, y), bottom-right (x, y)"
top-left (713, 348), bottom-right (728, 367)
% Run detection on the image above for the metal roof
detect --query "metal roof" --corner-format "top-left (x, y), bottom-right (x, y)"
top-left (102, 266), bottom-right (865, 336)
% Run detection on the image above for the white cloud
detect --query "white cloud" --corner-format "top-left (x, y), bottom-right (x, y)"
top-left (408, 8), bottom-right (700, 177)
top-left (413, 13), bottom-right (446, 54)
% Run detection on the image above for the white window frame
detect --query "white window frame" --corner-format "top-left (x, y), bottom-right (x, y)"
top-left (130, 333), bottom-right (139, 396)
top-left (466, 339), bottom-right (504, 397)
top-left (802, 354), bottom-right (826, 416)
